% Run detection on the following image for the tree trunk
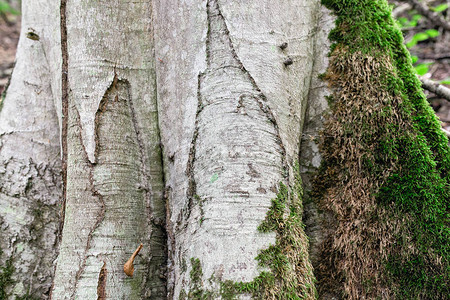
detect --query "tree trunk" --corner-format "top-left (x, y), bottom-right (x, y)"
top-left (154, 0), bottom-right (323, 297)
top-left (50, 0), bottom-right (166, 299)
top-left (1, 0), bottom-right (449, 299)
top-left (0, 0), bottom-right (62, 299)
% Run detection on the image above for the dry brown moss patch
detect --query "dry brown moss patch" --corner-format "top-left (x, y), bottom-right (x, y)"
top-left (315, 51), bottom-right (404, 298)
top-left (316, 0), bottom-right (449, 298)
top-left (315, 47), bottom-right (448, 298)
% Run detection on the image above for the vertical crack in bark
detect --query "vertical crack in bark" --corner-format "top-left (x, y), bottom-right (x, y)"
top-left (184, 73), bottom-right (204, 223)
top-left (127, 77), bottom-right (152, 285)
top-left (150, 7), bottom-right (170, 295)
top-left (49, 2), bottom-right (68, 297)
top-left (127, 76), bottom-right (167, 297)
top-left (70, 103), bottom-right (106, 300)
top-left (96, 262), bottom-right (107, 300)
top-left (301, 17), bottom-right (319, 153)
top-left (299, 5), bottom-right (326, 269)
top-left (183, 0), bottom-right (288, 222)
top-left (59, 0), bottom-right (68, 244)
top-left (164, 187), bottom-right (175, 299)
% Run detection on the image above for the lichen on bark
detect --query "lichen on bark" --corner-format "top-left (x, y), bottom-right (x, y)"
top-left (314, 0), bottom-right (450, 298)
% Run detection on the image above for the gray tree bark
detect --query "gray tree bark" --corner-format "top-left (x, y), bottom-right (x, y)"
top-left (154, 0), bottom-right (329, 297)
top-left (1, 0), bottom-right (333, 299)
top-left (0, 0), bottom-right (62, 299)
top-left (50, 0), bottom-right (166, 299)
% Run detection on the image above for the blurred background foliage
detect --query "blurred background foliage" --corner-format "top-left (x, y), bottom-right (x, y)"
top-left (390, 0), bottom-right (450, 134)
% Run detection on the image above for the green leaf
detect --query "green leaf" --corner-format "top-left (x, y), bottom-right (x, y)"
top-left (398, 17), bottom-right (409, 27)
top-left (426, 29), bottom-right (439, 38)
top-left (406, 39), bottom-right (417, 48)
top-left (414, 32), bottom-right (430, 41)
top-left (414, 63), bottom-right (432, 76)
top-left (409, 14), bottom-right (422, 27)
top-left (411, 14), bottom-right (422, 22)
top-left (411, 55), bottom-right (418, 64)
top-left (406, 32), bottom-right (431, 48)
top-left (0, 2), bottom-right (9, 11)
top-left (0, 1), bottom-right (19, 15)
top-left (439, 78), bottom-right (450, 85)
top-left (432, 4), bottom-right (448, 13)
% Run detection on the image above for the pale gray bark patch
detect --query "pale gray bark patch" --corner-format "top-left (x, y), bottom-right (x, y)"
top-left (174, 0), bottom-right (283, 292)
top-left (218, 0), bottom-right (318, 165)
top-left (51, 1), bottom-right (165, 298)
top-left (0, 1), bottom-right (62, 298)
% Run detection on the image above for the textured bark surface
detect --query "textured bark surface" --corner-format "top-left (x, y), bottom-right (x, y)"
top-left (51, 1), bottom-right (166, 299)
top-left (0, 0), bottom-right (338, 298)
top-left (0, 1), bottom-right (62, 299)
top-left (300, 6), bottom-right (334, 270)
top-left (154, 0), bottom-right (322, 297)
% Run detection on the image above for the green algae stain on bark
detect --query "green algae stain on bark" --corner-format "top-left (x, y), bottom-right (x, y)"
top-left (315, 0), bottom-right (449, 298)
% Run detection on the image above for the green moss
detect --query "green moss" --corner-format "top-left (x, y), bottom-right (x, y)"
top-left (189, 258), bottom-right (204, 298)
top-left (183, 258), bottom-right (214, 300)
top-left (316, 0), bottom-right (449, 298)
top-left (179, 289), bottom-right (187, 300)
top-left (219, 165), bottom-right (316, 299)
top-left (0, 252), bottom-right (14, 300)
top-left (193, 195), bottom-right (206, 225)
top-left (322, 0), bottom-right (450, 173)
top-left (184, 165), bottom-right (315, 299)
top-left (0, 250), bottom-right (40, 300)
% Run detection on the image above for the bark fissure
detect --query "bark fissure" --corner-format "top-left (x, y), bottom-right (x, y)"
top-left (183, 73), bottom-right (204, 225)
top-left (174, 0), bottom-right (291, 295)
top-left (164, 186), bottom-right (175, 300)
top-left (96, 262), bottom-right (107, 300)
top-left (206, 0), bottom-right (288, 173)
top-left (299, 6), bottom-right (333, 271)
top-left (59, 0), bottom-right (69, 242)
top-left (150, 10), bottom-right (170, 293)
top-left (127, 75), bottom-right (168, 297)
top-left (127, 79), bottom-right (153, 287)
top-left (70, 105), bottom-right (106, 300)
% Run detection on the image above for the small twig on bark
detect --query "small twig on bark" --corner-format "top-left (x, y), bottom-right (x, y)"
top-left (419, 75), bottom-right (450, 102)
top-left (401, 0), bottom-right (450, 31)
